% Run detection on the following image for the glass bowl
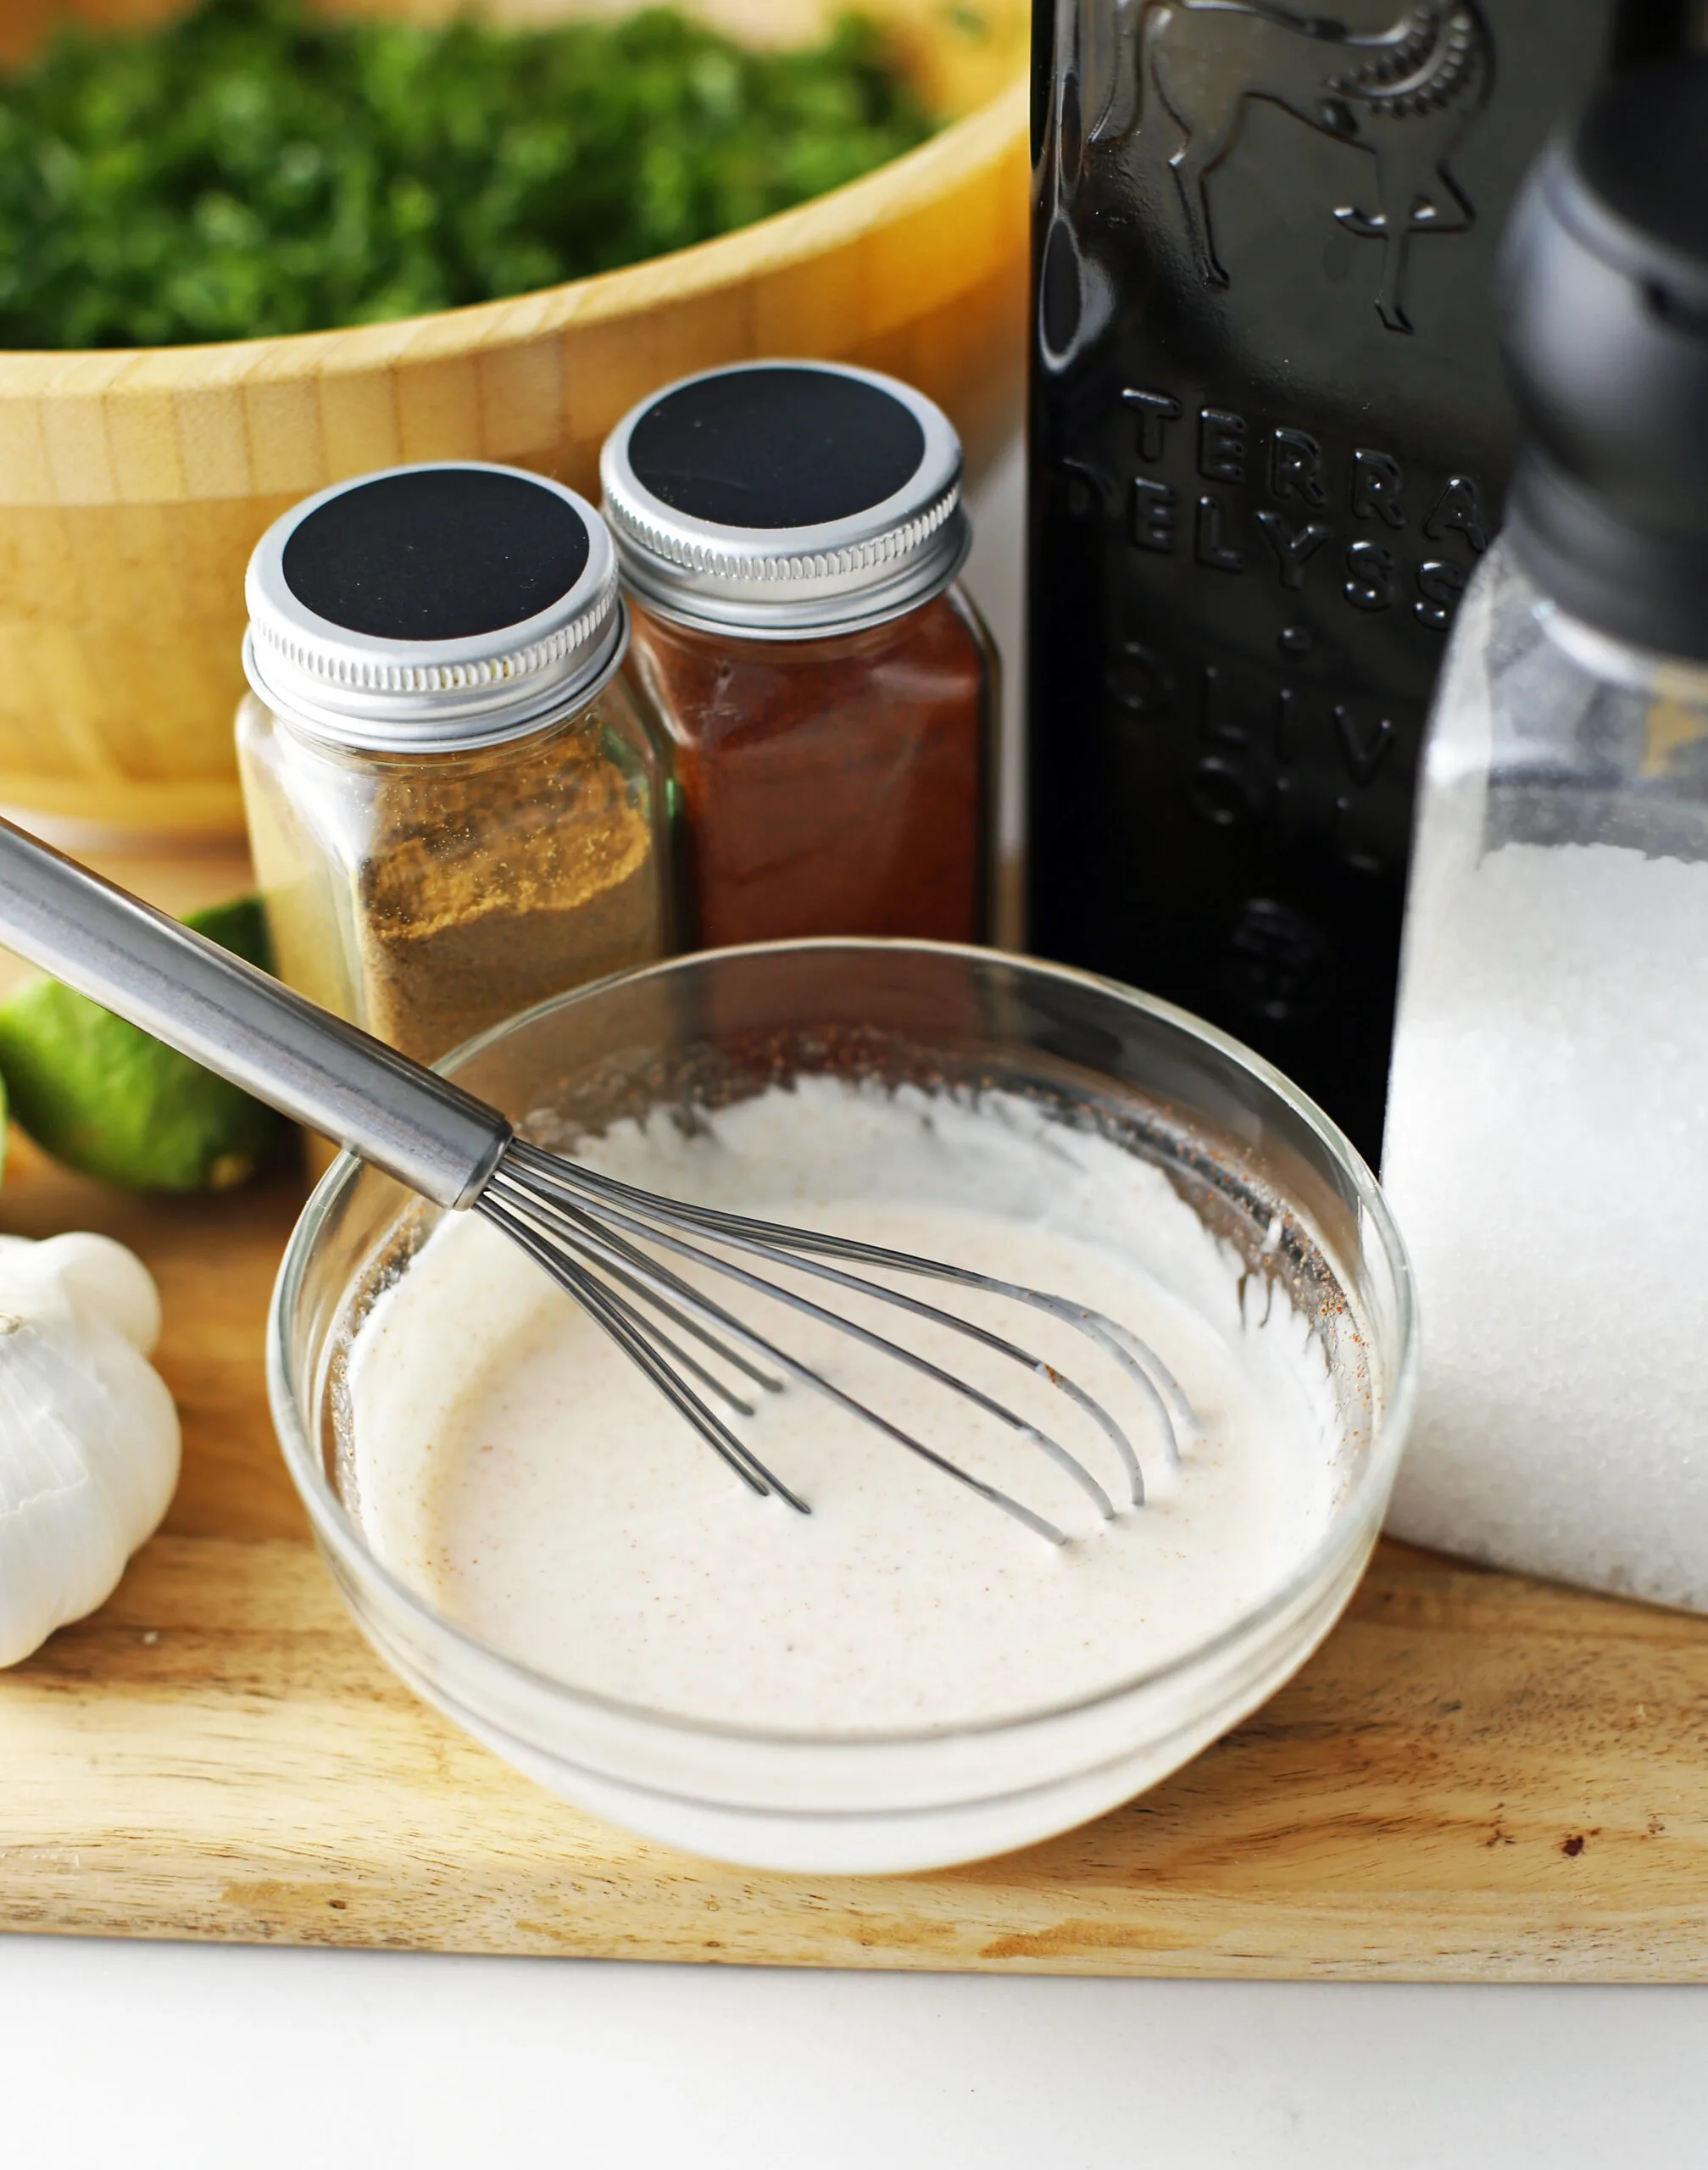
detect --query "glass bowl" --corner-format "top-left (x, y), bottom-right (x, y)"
top-left (268, 941), bottom-right (1416, 1873)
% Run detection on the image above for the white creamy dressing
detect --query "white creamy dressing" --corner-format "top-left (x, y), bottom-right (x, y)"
top-left (346, 1081), bottom-right (1344, 1731)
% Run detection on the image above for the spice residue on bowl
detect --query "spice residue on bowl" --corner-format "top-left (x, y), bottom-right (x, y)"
top-left (0, 0), bottom-right (936, 349)
top-left (342, 1077), bottom-right (1348, 1734)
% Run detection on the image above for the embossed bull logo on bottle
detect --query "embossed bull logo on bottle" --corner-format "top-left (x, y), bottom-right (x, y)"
top-left (1143, 1), bottom-right (1493, 331)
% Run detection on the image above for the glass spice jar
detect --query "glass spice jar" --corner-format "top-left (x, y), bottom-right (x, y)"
top-left (600, 362), bottom-right (998, 949)
top-left (236, 462), bottom-right (669, 1067)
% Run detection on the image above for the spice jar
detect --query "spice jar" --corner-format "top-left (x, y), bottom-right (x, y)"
top-left (600, 362), bottom-right (996, 949)
top-left (237, 462), bottom-right (668, 1066)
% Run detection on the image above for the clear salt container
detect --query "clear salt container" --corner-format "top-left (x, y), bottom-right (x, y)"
top-left (1383, 58), bottom-right (1708, 1608)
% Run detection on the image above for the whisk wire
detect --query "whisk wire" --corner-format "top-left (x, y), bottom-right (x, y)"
top-left (482, 1166), bottom-right (1079, 1544)
top-left (596, 1209), bottom-right (1144, 1508)
top-left (481, 1195), bottom-right (808, 1511)
top-left (581, 1194), bottom-right (1121, 1521)
top-left (506, 1138), bottom-right (1188, 1501)
top-left (592, 1156), bottom-right (1195, 1433)
top-left (519, 1184), bottom-right (1116, 1524)
top-left (568, 1250), bottom-right (768, 1417)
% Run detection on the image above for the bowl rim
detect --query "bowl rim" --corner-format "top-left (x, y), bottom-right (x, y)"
top-left (267, 937), bottom-right (1420, 1750)
top-left (0, 78), bottom-right (1026, 382)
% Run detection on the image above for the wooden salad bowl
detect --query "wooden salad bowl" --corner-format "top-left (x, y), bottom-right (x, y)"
top-left (0, 0), bottom-right (1029, 835)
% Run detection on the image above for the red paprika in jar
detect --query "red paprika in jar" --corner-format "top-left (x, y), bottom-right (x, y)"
top-left (602, 362), bottom-right (998, 949)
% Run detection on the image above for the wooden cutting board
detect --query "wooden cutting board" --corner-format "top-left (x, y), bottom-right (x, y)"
top-left (2, 857), bottom-right (1706, 1979)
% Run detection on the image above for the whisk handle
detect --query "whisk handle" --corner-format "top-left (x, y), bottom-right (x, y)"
top-left (0, 816), bottom-right (508, 1209)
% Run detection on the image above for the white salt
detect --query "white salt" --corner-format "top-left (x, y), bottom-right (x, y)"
top-left (1383, 798), bottom-right (1708, 1609)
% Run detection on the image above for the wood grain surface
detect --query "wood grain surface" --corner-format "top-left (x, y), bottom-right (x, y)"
top-left (1, 864), bottom-right (1705, 1976)
top-left (0, 0), bottom-right (1029, 835)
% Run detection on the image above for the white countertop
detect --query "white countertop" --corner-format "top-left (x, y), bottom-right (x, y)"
top-left (5, 440), bottom-right (1705, 2165)
top-left (5, 1935), bottom-right (1705, 2166)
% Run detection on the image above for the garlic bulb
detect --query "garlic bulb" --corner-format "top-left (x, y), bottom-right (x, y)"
top-left (0, 1232), bottom-right (180, 1667)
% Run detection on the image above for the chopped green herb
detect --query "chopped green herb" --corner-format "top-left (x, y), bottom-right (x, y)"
top-left (0, 0), bottom-right (935, 348)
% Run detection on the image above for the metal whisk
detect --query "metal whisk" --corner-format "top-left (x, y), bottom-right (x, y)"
top-left (0, 818), bottom-right (1193, 1543)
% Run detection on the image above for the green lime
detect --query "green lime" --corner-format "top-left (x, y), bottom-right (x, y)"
top-left (0, 894), bottom-right (282, 1193)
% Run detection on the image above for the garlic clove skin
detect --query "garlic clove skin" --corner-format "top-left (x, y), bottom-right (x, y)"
top-left (21, 1231), bottom-right (163, 1355)
top-left (0, 1234), bottom-right (180, 1668)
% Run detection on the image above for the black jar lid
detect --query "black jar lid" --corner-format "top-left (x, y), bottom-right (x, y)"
top-left (1502, 57), bottom-right (1708, 661)
top-left (244, 463), bottom-right (624, 750)
top-left (599, 361), bottom-right (968, 640)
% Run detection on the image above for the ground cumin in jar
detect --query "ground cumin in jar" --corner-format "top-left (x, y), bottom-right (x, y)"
top-left (236, 463), bottom-right (667, 1066)
top-left (601, 363), bottom-right (996, 948)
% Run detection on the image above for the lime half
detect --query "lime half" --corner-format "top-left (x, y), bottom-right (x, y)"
top-left (0, 895), bottom-right (282, 1192)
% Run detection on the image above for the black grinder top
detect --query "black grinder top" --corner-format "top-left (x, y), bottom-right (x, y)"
top-left (1503, 56), bottom-right (1708, 661)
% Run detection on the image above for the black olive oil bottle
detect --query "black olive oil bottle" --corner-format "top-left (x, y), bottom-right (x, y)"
top-left (1026, 0), bottom-right (1697, 1159)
